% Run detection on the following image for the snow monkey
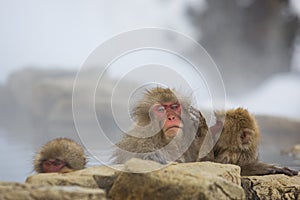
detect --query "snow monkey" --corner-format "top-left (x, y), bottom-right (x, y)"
top-left (211, 108), bottom-right (298, 176)
top-left (34, 138), bottom-right (87, 173)
top-left (112, 87), bottom-right (213, 164)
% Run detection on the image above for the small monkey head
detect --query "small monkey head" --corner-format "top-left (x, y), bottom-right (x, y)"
top-left (34, 138), bottom-right (87, 173)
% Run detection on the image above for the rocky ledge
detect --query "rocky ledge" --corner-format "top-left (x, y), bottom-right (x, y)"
top-left (1, 159), bottom-right (299, 200)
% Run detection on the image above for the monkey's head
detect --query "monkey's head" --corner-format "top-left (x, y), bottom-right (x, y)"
top-left (34, 138), bottom-right (87, 173)
top-left (132, 87), bottom-right (192, 140)
top-left (213, 108), bottom-right (260, 164)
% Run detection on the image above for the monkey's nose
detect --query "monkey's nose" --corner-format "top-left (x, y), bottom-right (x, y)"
top-left (168, 115), bottom-right (176, 121)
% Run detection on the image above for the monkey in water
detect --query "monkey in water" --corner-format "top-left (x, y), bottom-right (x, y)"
top-left (112, 87), bottom-right (213, 164)
top-left (34, 138), bottom-right (87, 173)
top-left (211, 108), bottom-right (298, 176)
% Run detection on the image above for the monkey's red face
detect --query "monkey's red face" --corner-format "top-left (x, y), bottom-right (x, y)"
top-left (42, 158), bottom-right (66, 173)
top-left (152, 102), bottom-right (182, 138)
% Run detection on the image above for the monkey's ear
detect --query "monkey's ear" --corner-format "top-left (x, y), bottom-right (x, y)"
top-left (240, 128), bottom-right (254, 145)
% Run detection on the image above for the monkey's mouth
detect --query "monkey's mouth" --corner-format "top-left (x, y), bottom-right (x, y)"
top-left (165, 126), bottom-right (182, 132)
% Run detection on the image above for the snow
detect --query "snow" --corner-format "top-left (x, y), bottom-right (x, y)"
top-left (230, 73), bottom-right (300, 119)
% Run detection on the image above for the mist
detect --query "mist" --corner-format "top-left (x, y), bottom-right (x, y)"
top-left (0, 0), bottom-right (300, 182)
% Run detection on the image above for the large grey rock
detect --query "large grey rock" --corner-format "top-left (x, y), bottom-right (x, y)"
top-left (242, 174), bottom-right (300, 200)
top-left (108, 158), bottom-right (245, 200)
top-left (0, 182), bottom-right (106, 200)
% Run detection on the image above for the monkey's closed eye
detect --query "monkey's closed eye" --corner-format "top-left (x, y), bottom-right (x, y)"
top-left (170, 103), bottom-right (180, 110)
top-left (53, 160), bottom-right (65, 166)
top-left (154, 105), bottom-right (166, 113)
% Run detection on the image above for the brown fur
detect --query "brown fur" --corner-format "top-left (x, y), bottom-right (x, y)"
top-left (34, 138), bottom-right (87, 173)
top-left (212, 108), bottom-right (298, 176)
top-left (113, 87), bottom-right (212, 164)
top-left (213, 108), bottom-right (259, 165)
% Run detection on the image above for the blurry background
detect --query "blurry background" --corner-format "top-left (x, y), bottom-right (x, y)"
top-left (0, 0), bottom-right (300, 182)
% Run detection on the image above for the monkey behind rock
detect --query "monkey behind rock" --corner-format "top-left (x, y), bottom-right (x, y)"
top-left (112, 87), bottom-right (213, 164)
top-left (211, 107), bottom-right (298, 176)
top-left (34, 138), bottom-right (87, 173)
top-left (212, 108), bottom-right (259, 165)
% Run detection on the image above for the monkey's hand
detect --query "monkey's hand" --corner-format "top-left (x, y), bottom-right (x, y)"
top-left (269, 166), bottom-right (299, 176)
top-left (189, 106), bottom-right (207, 127)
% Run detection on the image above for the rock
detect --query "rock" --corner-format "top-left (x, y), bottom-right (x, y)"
top-left (242, 174), bottom-right (300, 200)
top-left (281, 144), bottom-right (300, 160)
top-left (6, 68), bottom-right (75, 118)
top-left (0, 181), bottom-right (106, 200)
top-left (71, 165), bottom-right (123, 176)
top-left (4, 67), bottom-right (130, 124)
top-left (75, 165), bottom-right (123, 192)
top-left (125, 158), bottom-right (242, 185)
top-left (255, 115), bottom-right (300, 171)
top-left (26, 165), bottom-right (121, 190)
top-left (21, 159), bottom-right (300, 199)
top-left (26, 173), bottom-right (98, 189)
top-left (108, 158), bottom-right (245, 200)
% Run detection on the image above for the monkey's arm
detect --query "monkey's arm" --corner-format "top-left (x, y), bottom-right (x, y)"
top-left (241, 162), bottom-right (298, 176)
top-left (189, 107), bottom-right (215, 162)
top-left (113, 133), bottom-right (169, 164)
